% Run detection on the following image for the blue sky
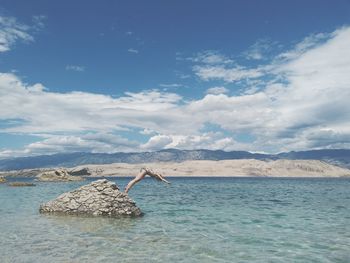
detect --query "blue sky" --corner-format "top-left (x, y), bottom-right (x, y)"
top-left (0, 0), bottom-right (350, 157)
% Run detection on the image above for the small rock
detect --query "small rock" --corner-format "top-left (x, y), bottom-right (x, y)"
top-left (0, 176), bottom-right (6, 183)
top-left (8, 182), bottom-right (36, 187)
top-left (36, 168), bottom-right (85, 182)
top-left (69, 167), bottom-right (92, 176)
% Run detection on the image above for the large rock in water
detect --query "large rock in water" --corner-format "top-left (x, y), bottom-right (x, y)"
top-left (36, 168), bottom-right (84, 182)
top-left (39, 179), bottom-right (142, 217)
top-left (0, 176), bottom-right (6, 183)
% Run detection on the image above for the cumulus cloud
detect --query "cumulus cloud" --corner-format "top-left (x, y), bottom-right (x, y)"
top-left (141, 132), bottom-right (244, 152)
top-left (0, 74), bottom-right (185, 135)
top-left (0, 133), bottom-right (139, 159)
top-left (146, 26), bottom-right (350, 152)
top-left (1, 26), bottom-right (350, 157)
top-left (141, 134), bottom-right (173, 150)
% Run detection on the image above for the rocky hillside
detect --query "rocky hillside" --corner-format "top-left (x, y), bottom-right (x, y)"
top-left (0, 149), bottom-right (349, 171)
top-left (60, 159), bottom-right (350, 177)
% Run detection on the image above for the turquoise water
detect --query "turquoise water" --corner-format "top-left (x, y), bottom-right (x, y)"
top-left (1, 177), bottom-right (350, 263)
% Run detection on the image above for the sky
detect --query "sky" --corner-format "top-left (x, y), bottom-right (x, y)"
top-left (0, 0), bottom-right (350, 158)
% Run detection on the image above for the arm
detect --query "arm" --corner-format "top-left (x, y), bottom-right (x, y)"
top-left (124, 170), bottom-right (147, 193)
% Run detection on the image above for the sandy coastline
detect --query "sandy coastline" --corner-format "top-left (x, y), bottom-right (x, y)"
top-left (2, 159), bottom-right (350, 178)
top-left (71, 159), bottom-right (350, 178)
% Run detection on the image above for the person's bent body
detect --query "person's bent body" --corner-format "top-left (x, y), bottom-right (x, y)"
top-left (124, 168), bottom-right (170, 193)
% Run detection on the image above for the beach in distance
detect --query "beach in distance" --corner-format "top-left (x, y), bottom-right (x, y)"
top-left (69, 159), bottom-right (350, 178)
top-left (3, 159), bottom-right (350, 178)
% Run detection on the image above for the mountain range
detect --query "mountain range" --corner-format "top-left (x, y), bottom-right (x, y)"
top-left (0, 149), bottom-right (349, 171)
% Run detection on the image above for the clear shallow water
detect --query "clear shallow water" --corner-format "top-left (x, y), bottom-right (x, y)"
top-left (0, 177), bottom-right (349, 263)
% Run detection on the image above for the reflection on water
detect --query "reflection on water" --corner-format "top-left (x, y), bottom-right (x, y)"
top-left (0, 177), bottom-right (350, 263)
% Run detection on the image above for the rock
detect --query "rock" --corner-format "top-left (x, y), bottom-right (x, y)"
top-left (8, 182), bottom-right (36, 187)
top-left (0, 169), bottom-right (47, 178)
top-left (39, 179), bottom-right (142, 217)
top-left (0, 176), bottom-right (6, 183)
top-left (36, 168), bottom-right (85, 182)
top-left (69, 167), bottom-right (92, 176)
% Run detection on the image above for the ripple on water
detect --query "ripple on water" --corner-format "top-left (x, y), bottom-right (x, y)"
top-left (0, 177), bottom-right (350, 263)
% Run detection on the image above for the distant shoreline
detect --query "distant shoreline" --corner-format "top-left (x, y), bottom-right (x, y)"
top-left (2, 159), bottom-right (350, 178)
top-left (82, 175), bottom-right (350, 179)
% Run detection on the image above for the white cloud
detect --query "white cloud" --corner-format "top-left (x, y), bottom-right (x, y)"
top-left (263, 27), bottom-right (350, 151)
top-left (193, 50), bottom-right (233, 64)
top-left (141, 134), bottom-right (173, 150)
top-left (1, 26), bottom-right (350, 157)
top-left (205, 86), bottom-right (229, 95)
top-left (0, 133), bottom-right (139, 159)
top-left (189, 27), bottom-right (350, 152)
top-left (65, 65), bottom-right (85, 72)
top-left (0, 74), bottom-right (185, 135)
top-left (127, 48), bottom-right (139, 54)
top-left (244, 38), bottom-right (277, 60)
top-left (277, 32), bottom-right (330, 61)
top-left (159, 83), bottom-right (182, 88)
top-left (141, 132), bottom-right (244, 152)
top-left (194, 65), bottom-right (264, 82)
top-left (186, 93), bottom-right (273, 134)
top-left (189, 49), bottom-right (268, 83)
top-left (179, 50), bottom-right (233, 64)
top-left (0, 15), bottom-right (34, 52)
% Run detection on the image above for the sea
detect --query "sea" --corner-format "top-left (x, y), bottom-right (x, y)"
top-left (0, 177), bottom-right (349, 263)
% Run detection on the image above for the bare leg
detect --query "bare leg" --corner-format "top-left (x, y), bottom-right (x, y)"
top-left (144, 168), bottom-right (170, 184)
top-left (154, 173), bottom-right (170, 184)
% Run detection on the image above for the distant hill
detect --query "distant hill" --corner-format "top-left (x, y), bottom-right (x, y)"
top-left (276, 149), bottom-right (350, 168)
top-left (0, 149), bottom-right (349, 171)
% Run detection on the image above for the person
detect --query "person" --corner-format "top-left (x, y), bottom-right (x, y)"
top-left (124, 167), bottom-right (170, 193)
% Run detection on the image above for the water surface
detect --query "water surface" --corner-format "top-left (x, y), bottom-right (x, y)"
top-left (1, 177), bottom-right (349, 263)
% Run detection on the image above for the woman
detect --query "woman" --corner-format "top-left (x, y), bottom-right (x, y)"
top-left (124, 167), bottom-right (170, 193)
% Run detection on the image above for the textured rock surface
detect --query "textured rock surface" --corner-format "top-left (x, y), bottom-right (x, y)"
top-left (36, 168), bottom-right (84, 182)
top-left (0, 176), bottom-right (6, 183)
top-left (69, 167), bottom-right (92, 176)
top-left (70, 159), bottom-right (350, 177)
top-left (39, 179), bottom-right (142, 217)
top-left (8, 182), bottom-right (35, 187)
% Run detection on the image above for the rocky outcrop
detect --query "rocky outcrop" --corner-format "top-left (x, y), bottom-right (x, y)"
top-left (39, 179), bottom-right (142, 217)
top-left (0, 169), bottom-right (47, 178)
top-left (0, 176), bottom-right (6, 183)
top-left (36, 168), bottom-right (84, 182)
top-left (8, 182), bottom-right (36, 187)
top-left (69, 167), bottom-right (91, 176)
